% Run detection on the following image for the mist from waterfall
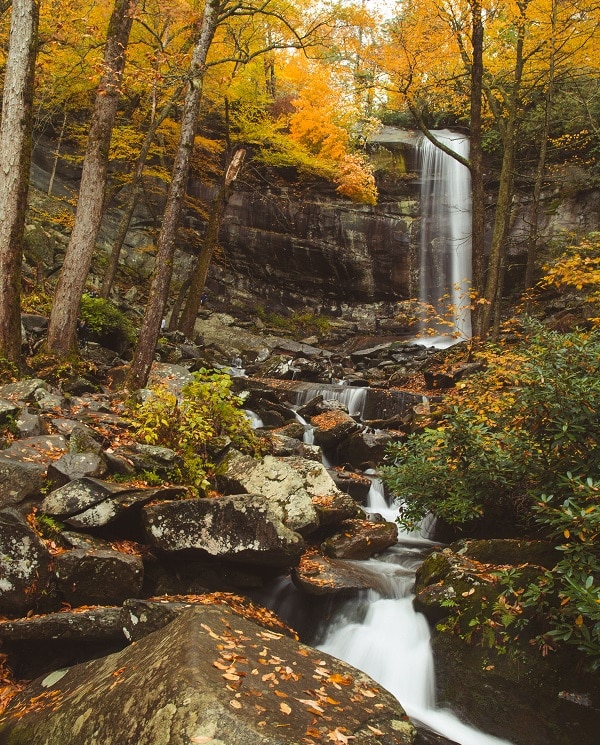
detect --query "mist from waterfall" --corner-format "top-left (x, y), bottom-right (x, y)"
top-left (417, 130), bottom-right (472, 345)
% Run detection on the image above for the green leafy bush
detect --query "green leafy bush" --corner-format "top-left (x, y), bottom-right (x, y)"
top-left (512, 475), bottom-right (600, 667)
top-left (382, 321), bottom-right (600, 666)
top-left (129, 368), bottom-right (261, 495)
top-left (382, 321), bottom-right (600, 534)
top-left (79, 294), bottom-right (136, 345)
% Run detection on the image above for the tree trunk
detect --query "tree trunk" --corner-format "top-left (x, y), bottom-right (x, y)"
top-left (524, 0), bottom-right (557, 299)
top-left (177, 147), bottom-right (246, 338)
top-left (0, 0), bottom-right (39, 366)
top-left (100, 85), bottom-right (186, 299)
top-left (469, 0), bottom-right (485, 338)
top-left (46, 0), bottom-right (137, 356)
top-left (126, 0), bottom-right (220, 390)
top-left (480, 1), bottom-right (528, 335)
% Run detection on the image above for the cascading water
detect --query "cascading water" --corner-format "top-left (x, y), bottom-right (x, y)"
top-left (294, 385), bottom-right (368, 419)
top-left (417, 130), bottom-right (472, 346)
top-left (317, 479), bottom-right (514, 745)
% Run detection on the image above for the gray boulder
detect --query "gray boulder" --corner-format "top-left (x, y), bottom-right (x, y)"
top-left (142, 493), bottom-right (305, 568)
top-left (0, 508), bottom-right (53, 616)
top-left (47, 452), bottom-right (108, 485)
top-left (54, 548), bottom-right (144, 606)
top-left (0, 605), bottom-right (416, 745)
top-left (0, 378), bottom-right (50, 402)
top-left (41, 477), bottom-right (119, 517)
top-left (0, 455), bottom-right (45, 506)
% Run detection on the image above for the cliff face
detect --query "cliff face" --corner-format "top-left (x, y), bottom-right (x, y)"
top-left (216, 182), bottom-right (419, 308)
top-left (28, 128), bottom-right (600, 316)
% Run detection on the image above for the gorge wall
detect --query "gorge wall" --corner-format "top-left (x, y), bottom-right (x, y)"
top-left (28, 128), bottom-right (600, 317)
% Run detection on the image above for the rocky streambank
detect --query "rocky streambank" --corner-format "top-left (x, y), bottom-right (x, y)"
top-left (1, 311), bottom-right (598, 745)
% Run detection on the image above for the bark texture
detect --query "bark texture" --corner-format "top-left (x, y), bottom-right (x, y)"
top-left (46, 0), bottom-right (137, 356)
top-left (126, 0), bottom-right (221, 390)
top-left (0, 0), bottom-right (39, 365)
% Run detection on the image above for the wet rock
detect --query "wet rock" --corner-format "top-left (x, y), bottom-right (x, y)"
top-left (336, 429), bottom-right (396, 470)
top-left (0, 605), bottom-right (416, 744)
top-left (0, 606), bottom-right (123, 642)
top-left (311, 490), bottom-right (362, 527)
top-left (311, 409), bottom-right (361, 449)
top-left (0, 508), bottom-right (53, 616)
top-left (328, 468), bottom-right (372, 501)
top-left (54, 548), bottom-right (144, 606)
top-left (292, 551), bottom-right (381, 596)
top-left (432, 631), bottom-right (600, 745)
top-left (321, 518), bottom-right (398, 559)
top-left (142, 493), bottom-right (305, 568)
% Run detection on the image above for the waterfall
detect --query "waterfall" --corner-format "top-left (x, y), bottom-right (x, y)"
top-left (417, 130), bottom-right (472, 345)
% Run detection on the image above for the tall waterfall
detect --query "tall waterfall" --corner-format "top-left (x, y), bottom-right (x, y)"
top-left (417, 130), bottom-right (472, 344)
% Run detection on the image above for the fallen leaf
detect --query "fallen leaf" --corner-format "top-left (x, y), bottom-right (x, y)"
top-left (280, 702), bottom-right (292, 715)
top-left (230, 699), bottom-right (242, 709)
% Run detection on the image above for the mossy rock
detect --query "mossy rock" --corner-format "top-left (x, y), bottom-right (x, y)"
top-left (432, 630), bottom-right (600, 745)
top-left (451, 538), bottom-right (558, 570)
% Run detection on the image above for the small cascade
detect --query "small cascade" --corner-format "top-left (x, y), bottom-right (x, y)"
top-left (244, 410), bottom-right (264, 429)
top-left (295, 385), bottom-right (368, 418)
top-left (417, 129), bottom-right (472, 345)
top-left (317, 480), bottom-right (514, 745)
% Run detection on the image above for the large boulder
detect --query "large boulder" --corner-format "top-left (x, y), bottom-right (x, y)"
top-left (221, 451), bottom-right (355, 535)
top-left (311, 409), bottom-right (361, 450)
top-left (54, 548), bottom-right (144, 606)
top-left (142, 494), bottom-right (305, 568)
top-left (0, 508), bottom-right (53, 616)
top-left (0, 455), bottom-right (46, 506)
top-left (321, 519), bottom-right (398, 560)
top-left (0, 605), bottom-right (416, 744)
top-left (41, 476), bottom-right (187, 530)
top-left (292, 550), bottom-right (384, 596)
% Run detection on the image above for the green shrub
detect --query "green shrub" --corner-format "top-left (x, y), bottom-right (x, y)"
top-left (129, 368), bottom-right (261, 495)
top-left (79, 294), bottom-right (136, 345)
top-left (511, 475), bottom-right (600, 668)
top-left (382, 320), bottom-right (600, 666)
top-left (382, 321), bottom-right (600, 534)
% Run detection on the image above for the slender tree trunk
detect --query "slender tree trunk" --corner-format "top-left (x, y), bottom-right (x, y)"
top-left (524, 0), bottom-right (557, 299)
top-left (46, 0), bottom-right (137, 356)
top-left (126, 0), bottom-right (220, 390)
top-left (178, 147), bottom-right (246, 338)
top-left (0, 0), bottom-right (39, 365)
top-left (47, 107), bottom-right (67, 197)
top-left (469, 0), bottom-right (485, 338)
top-left (481, 1), bottom-right (528, 335)
top-left (99, 85), bottom-right (185, 299)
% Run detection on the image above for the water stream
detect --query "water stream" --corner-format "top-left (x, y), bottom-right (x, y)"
top-left (317, 480), bottom-right (513, 745)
